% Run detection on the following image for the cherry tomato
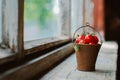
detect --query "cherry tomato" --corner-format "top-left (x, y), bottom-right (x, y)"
top-left (79, 39), bottom-right (84, 44)
top-left (93, 36), bottom-right (98, 44)
top-left (75, 38), bottom-right (80, 44)
top-left (75, 34), bottom-right (99, 45)
top-left (79, 35), bottom-right (85, 40)
top-left (75, 35), bottom-right (85, 44)
top-left (89, 42), bottom-right (95, 45)
top-left (84, 34), bottom-right (94, 44)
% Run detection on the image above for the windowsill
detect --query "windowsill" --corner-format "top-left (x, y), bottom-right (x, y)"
top-left (0, 48), bottom-right (14, 59)
top-left (0, 43), bottom-right (74, 80)
top-left (0, 41), bottom-right (117, 80)
top-left (41, 41), bottom-right (118, 80)
top-left (24, 37), bottom-right (71, 54)
top-left (0, 37), bottom-right (71, 65)
top-left (0, 48), bottom-right (16, 64)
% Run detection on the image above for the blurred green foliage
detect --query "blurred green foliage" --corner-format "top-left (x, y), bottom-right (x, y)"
top-left (24, 0), bottom-right (54, 26)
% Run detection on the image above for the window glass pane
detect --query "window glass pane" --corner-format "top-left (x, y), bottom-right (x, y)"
top-left (24, 0), bottom-right (61, 41)
top-left (0, 0), bottom-right (2, 43)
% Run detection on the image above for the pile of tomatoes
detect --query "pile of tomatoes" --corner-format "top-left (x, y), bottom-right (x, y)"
top-left (75, 34), bottom-right (99, 45)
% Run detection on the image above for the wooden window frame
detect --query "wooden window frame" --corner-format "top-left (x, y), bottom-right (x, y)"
top-left (0, 0), bottom-right (72, 64)
top-left (0, 0), bottom-right (20, 59)
top-left (0, 1), bottom-right (74, 79)
top-left (22, 0), bottom-right (72, 55)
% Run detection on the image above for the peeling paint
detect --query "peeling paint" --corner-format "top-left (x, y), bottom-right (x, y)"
top-left (2, 0), bottom-right (19, 53)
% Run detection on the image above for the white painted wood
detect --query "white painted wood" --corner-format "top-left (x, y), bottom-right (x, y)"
top-left (60, 0), bottom-right (71, 38)
top-left (41, 42), bottom-right (117, 80)
top-left (2, 0), bottom-right (18, 53)
top-left (84, 0), bottom-right (94, 25)
top-left (0, 0), bottom-right (2, 43)
top-left (2, 0), bottom-right (9, 47)
top-left (0, 48), bottom-right (14, 59)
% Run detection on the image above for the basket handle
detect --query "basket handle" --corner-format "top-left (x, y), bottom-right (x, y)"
top-left (72, 23), bottom-right (103, 46)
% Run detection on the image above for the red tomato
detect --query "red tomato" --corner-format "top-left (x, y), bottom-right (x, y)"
top-left (79, 35), bottom-right (85, 40)
top-left (79, 40), bottom-right (84, 44)
top-left (75, 38), bottom-right (80, 44)
top-left (93, 36), bottom-right (98, 44)
top-left (84, 35), bottom-right (94, 44)
top-left (89, 42), bottom-right (95, 45)
top-left (75, 35), bottom-right (85, 44)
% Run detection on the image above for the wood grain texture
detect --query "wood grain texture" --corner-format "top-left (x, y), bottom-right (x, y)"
top-left (18, 0), bottom-right (24, 58)
top-left (0, 0), bottom-right (2, 43)
top-left (41, 42), bottom-right (117, 80)
top-left (1, 0), bottom-right (21, 54)
top-left (24, 37), bottom-right (70, 54)
top-left (0, 38), bottom-right (70, 73)
top-left (0, 43), bottom-right (74, 80)
top-left (60, 0), bottom-right (71, 37)
top-left (2, 0), bottom-right (9, 47)
top-left (84, 0), bottom-right (94, 25)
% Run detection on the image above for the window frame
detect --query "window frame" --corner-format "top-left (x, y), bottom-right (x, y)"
top-left (0, 0), bottom-right (22, 59)
top-left (22, 0), bottom-right (72, 55)
top-left (18, 0), bottom-right (24, 58)
top-left (0, 0), bottom-right (97, 79)
top-left (0, 0), bottom-right (72, 63)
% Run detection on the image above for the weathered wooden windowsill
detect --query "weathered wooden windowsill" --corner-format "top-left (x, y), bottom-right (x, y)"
top-left (0, 37), bottom-right (70, 65)
top-left (0, 43), bottom-right (74, 80)
top-left (0, 48), bottom-right (17, 64)
top-left (41, 41), bottom-right (118, 80)
top-left (0, 48), bottom-right (14, 59)
top-left (24, 37), bottom-right (70, 54)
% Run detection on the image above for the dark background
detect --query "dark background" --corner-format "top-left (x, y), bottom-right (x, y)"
top-left (104, 0), bottom-right (120, 80)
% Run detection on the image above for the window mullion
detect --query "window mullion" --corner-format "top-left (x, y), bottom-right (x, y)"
top-left (2, 0), bottom-right (9, 47)
top-left (84, 0), bottom-right (94, 25)
top-left (1, 0), bottom-right (24, 58)
top-left (60, 0), bottom-right (71, 38)
top-left (18, 0), bottom-right (24, 58)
